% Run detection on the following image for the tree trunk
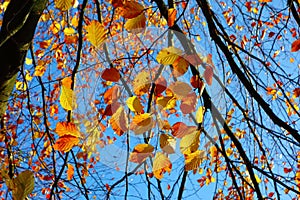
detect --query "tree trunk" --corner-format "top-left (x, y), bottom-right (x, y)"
top-left (0, 0), bottom-right (47, 119)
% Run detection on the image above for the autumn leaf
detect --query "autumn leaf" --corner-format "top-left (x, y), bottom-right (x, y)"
top-left (156, 96), bottom-right (174, 110)
top-left (203, 66), bottom-right (214, 85)
top-left (133, 71), bottom-right (151, 96)
top-left (184, 150), bottom-right (206, 171)
top-left (156, 47), bottom-right (183, 65)
top-left (55, 122), bottom-right (82, 138)
top-left (293, 88), bottom-right (300, 98)
top-left (160, 134), bottom-right (176, 154)
top-left (101, 68), bottom-right (120, 82)
top-left (129, 144), bottom-right (154, 163)
top-left (168, 81), bottom-right (192, 100)
top-left (12, 170), bottom-right (35, 200)
top-left (104, 86), bottom-right (120, 104)
top-left (196, 106), bottom-right (205, 124)
top-left (125, 13), bottom-right (146, 33)
top-left (110, 106), bottom-right (128, 136)
top-left (168, 8), bottom-right (177, 27)
top-left (126, 96), bottom-right (143, 113)
top-left (258, 0), bottom-right (272, 2)
top-left (130, 113), bottom-right (153, 134)
top-left (153, 152), bottom-right (172, 180)
top-left (190, 75), bottom-right (205, 91)
top-left (60, 77), bottom-right (74, 111)
top-left (67, 164), bottom-right (74, 180)
top-left (54, 0), bottom-right (73, 11)
top-left (291, 39), bottom-right (300, 52)
top-left (180, 130), bottom-right (200, 154)
top-left (183, 54), bottom-right (202, 66)
top-left (118, 1), bottom-right (144, 19)
top-left (172, 57), bottom-right (189, 77)
top-left (171, 122), bottom-right (196, 138)
top-left (180, 92), bottom-right (197, 114)
top-left (54, 135), bottom-right (80, 152)
top-left (154, 77), bottom-right (167, 95)
top-left (104, 102), bottom-right (121, 116)
top-left (86, 20), bottom-right (107, 48)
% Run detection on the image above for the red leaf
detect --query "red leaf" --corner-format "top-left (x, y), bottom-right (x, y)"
top-left (293, 88), bottom-right (300, 97)
top-left (283, 167), bottom-right (292, 173)
top-left (101, 68), bottom-right (120, 82)
top-left (155, 77), bottom-right (167, 95)
top-left (291, 39), bottom-right (300, 52)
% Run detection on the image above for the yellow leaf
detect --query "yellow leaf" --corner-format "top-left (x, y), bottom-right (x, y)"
top-left (180, 130), bottom-right (200, 154)
top-left (25, 58), bottom-right (32, 65)
top-left (54, 135), bottom-right (80, 152)
top-left (255, 174), bottom-right (262, 184)
top-left (196, 106), bottom-right (205, 123)
top-left (156, 96), bottom-right (173, 109)
top-left (156, 46), bottom-right (183, 65)
top-left (34, 65), bottom-right (46, 77)
top-left (133, 71), bottom-right (151, 96)
top-left (168, 81), bottom-right (192, 100)
top-left (160, 134), bottom-right (176, 154)
top-left (64, 27), bottom-right (76, 35)
top-left (60, 78), bottom-right (74, 111)
top-left (55, 122), bottom-right (82, 138)
top-left (124, 12), bottom-right (146, 33)
top-left (86, 20), bottom-right (107, 48)
top-left (67, 164), bottom-right (74, 180)
top-left (184, 150), bottom-right (205, 171)
top-left (110, 106), bottom-right (128, 136)
top-left (130, 113), bottom-right (153, 135)
top-left (153, 152), bottom-right (172, 180)
top-left (129, 144), bottom-right (154, 163)
top-left (54, 0), bottom-right (74, 11)
top-left (126, 96), bottom-right (143, 113)
top-left (12, 170), bottom-right (35, 200)
top-left (16, 81), bottom-right (27, 91)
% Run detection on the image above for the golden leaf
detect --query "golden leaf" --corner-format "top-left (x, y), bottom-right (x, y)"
top-left (130, 113), bottom-right (153, 135)
top-left (180, 130), bottom-right (200, 154)
top-left (133, 71), bottom-right (151, 96)
top-left (110, 106), bottom-right (128, 136)
top-left (118, 1), bottom-right (144, 19)
top-left (153, 152), bottom-right (172, 180)
top-left (12, 170), bottom-right (35, 200)
top-left (129, 144), bottom-right (154, 163)
top-left (168, 81), bottom-right (192, 100)
top-left (156, 46), bottom-right (183, 65)
top-left (86, 20), bottom-right (107, 48)
top-left (67, 164), bottom-right (74, 180)
top-left (160, 134), bottom-right (176, 154)
top-left (60, 78), bottom-right (74, 111)
top-left (54, 0), bottom-right (74, 11)
top-left (125, 13), bottom-right (146, 33)
top-left (54, 135), bottom-right (80, 152)
top-left (196, 106), bottom-right (205, 124)
top-left (172, 57), bottom-right (189, 77)
top-left (55, 122), bottom-right (82, 138)
top-left (184, 150), bottom-right (205, 171)
top-left (126, 96), bottom-right (143, 113)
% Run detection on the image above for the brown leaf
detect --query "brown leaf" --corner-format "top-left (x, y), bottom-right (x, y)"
top-left (101, 68), bottom-right (120, 82)
top-left (291, 39), bottom-right (300, 52)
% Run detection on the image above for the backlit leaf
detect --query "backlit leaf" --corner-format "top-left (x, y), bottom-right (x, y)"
top-left (104, 86), bottom-right (120, 104)
top-left (118, 1), bottom-right (144, 19)
top-left (133, 71), bottom-right (151, 96)
top-left (168, 81), bottom-right (192, 100)
top-left (171, 122), bottom-right (196, 138)
top-left (129, 144), bottom-right (154, 163)
top-left (291, 39), bottom-right (300, 52)
top-left (54, 0), bottom-right (73, 11)
top-left (125, 13), bottom-right (146, 33)
top-left (184, 150), bottom-right (205, 171)
top-left (160, 134), bottom-right (176, 154)
top-left (12, 170), bottom-right (35, 200)
top-left (130, 113), bottom-right (153, 135)
top-left (110, 106), bottom-right (128, 136)
top-left (156, 47), bottom-right (183, 65)
top-left (168, 8), bottom-right (177, 27)
top-left (126, 96), bottom-right (143, 113)
top-left (172, 57), bottom-right (189, 77)
top-left (196, 106), bottom-right (205, 124)
top-left (203, 66), bottom-right (214, 85)
top-left (54, 135), bottom-right (80, 152)
top-left (180, 92), bottom-right (197, 114)
top-left (55, 122), bottom-right (82, 138)
top-left (60, 77), bottom-right (74, 111)
top-left (101, 68), bottom-right (120, 82)
top-left (153, 152), bottom-right (172, 180)
top-left (180, 130), bottom-right (200, 154)
top-left (86, 20), bottom-right (107, 48)
top-left (154, 77), bottom-right (167, 95)
top-left (67, 164), bottom-right (74, 180)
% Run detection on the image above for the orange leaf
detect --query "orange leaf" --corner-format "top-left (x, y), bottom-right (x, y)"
top-left (203, 66), bottom-right (214, 85)
top-left (291, 39), bottom-right (300, 52)
top-left (172, 57), bottom-right (189, 77)
top-left (124, 13), bottom-right (146, 33)
top-left (129, 144), bottom-right (154, 163)
top-left (168, 8), bottom-right (177, 27)
top-left (190, 75), bottom-right (205, 95)
top-left (171, 122), bottom-right (196, 138)
top-left (180, 92), bottom-right (197, 114)
top-left (258, 0), bottom-right (272, 2)
top-left (55, 122), bottom-right (82, 138)
top-left (160, 134), bottom-right (176, 154)
top-left (103, 102), bottom-right (121, 116)
top-left (130, 113), bottom-right (153, 135)
top-left (155, 77), bottom-right (167, 95)
top-left (67, 164), bottom-right (74, 180)
top-left (104, 86), bottom-right (120, 104)
top-left (153, 152), bottom-right (172, 180)
top-left (110, 106), bottom-right (128, 136)
top-left (168, 81), bottom-right (192, 100)
top-left (101, 68), bottom-right (120, 82)
top-left (54, 136), bottom-right (80, 152)
top-left (118, 1), bottom-right (144, 19)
